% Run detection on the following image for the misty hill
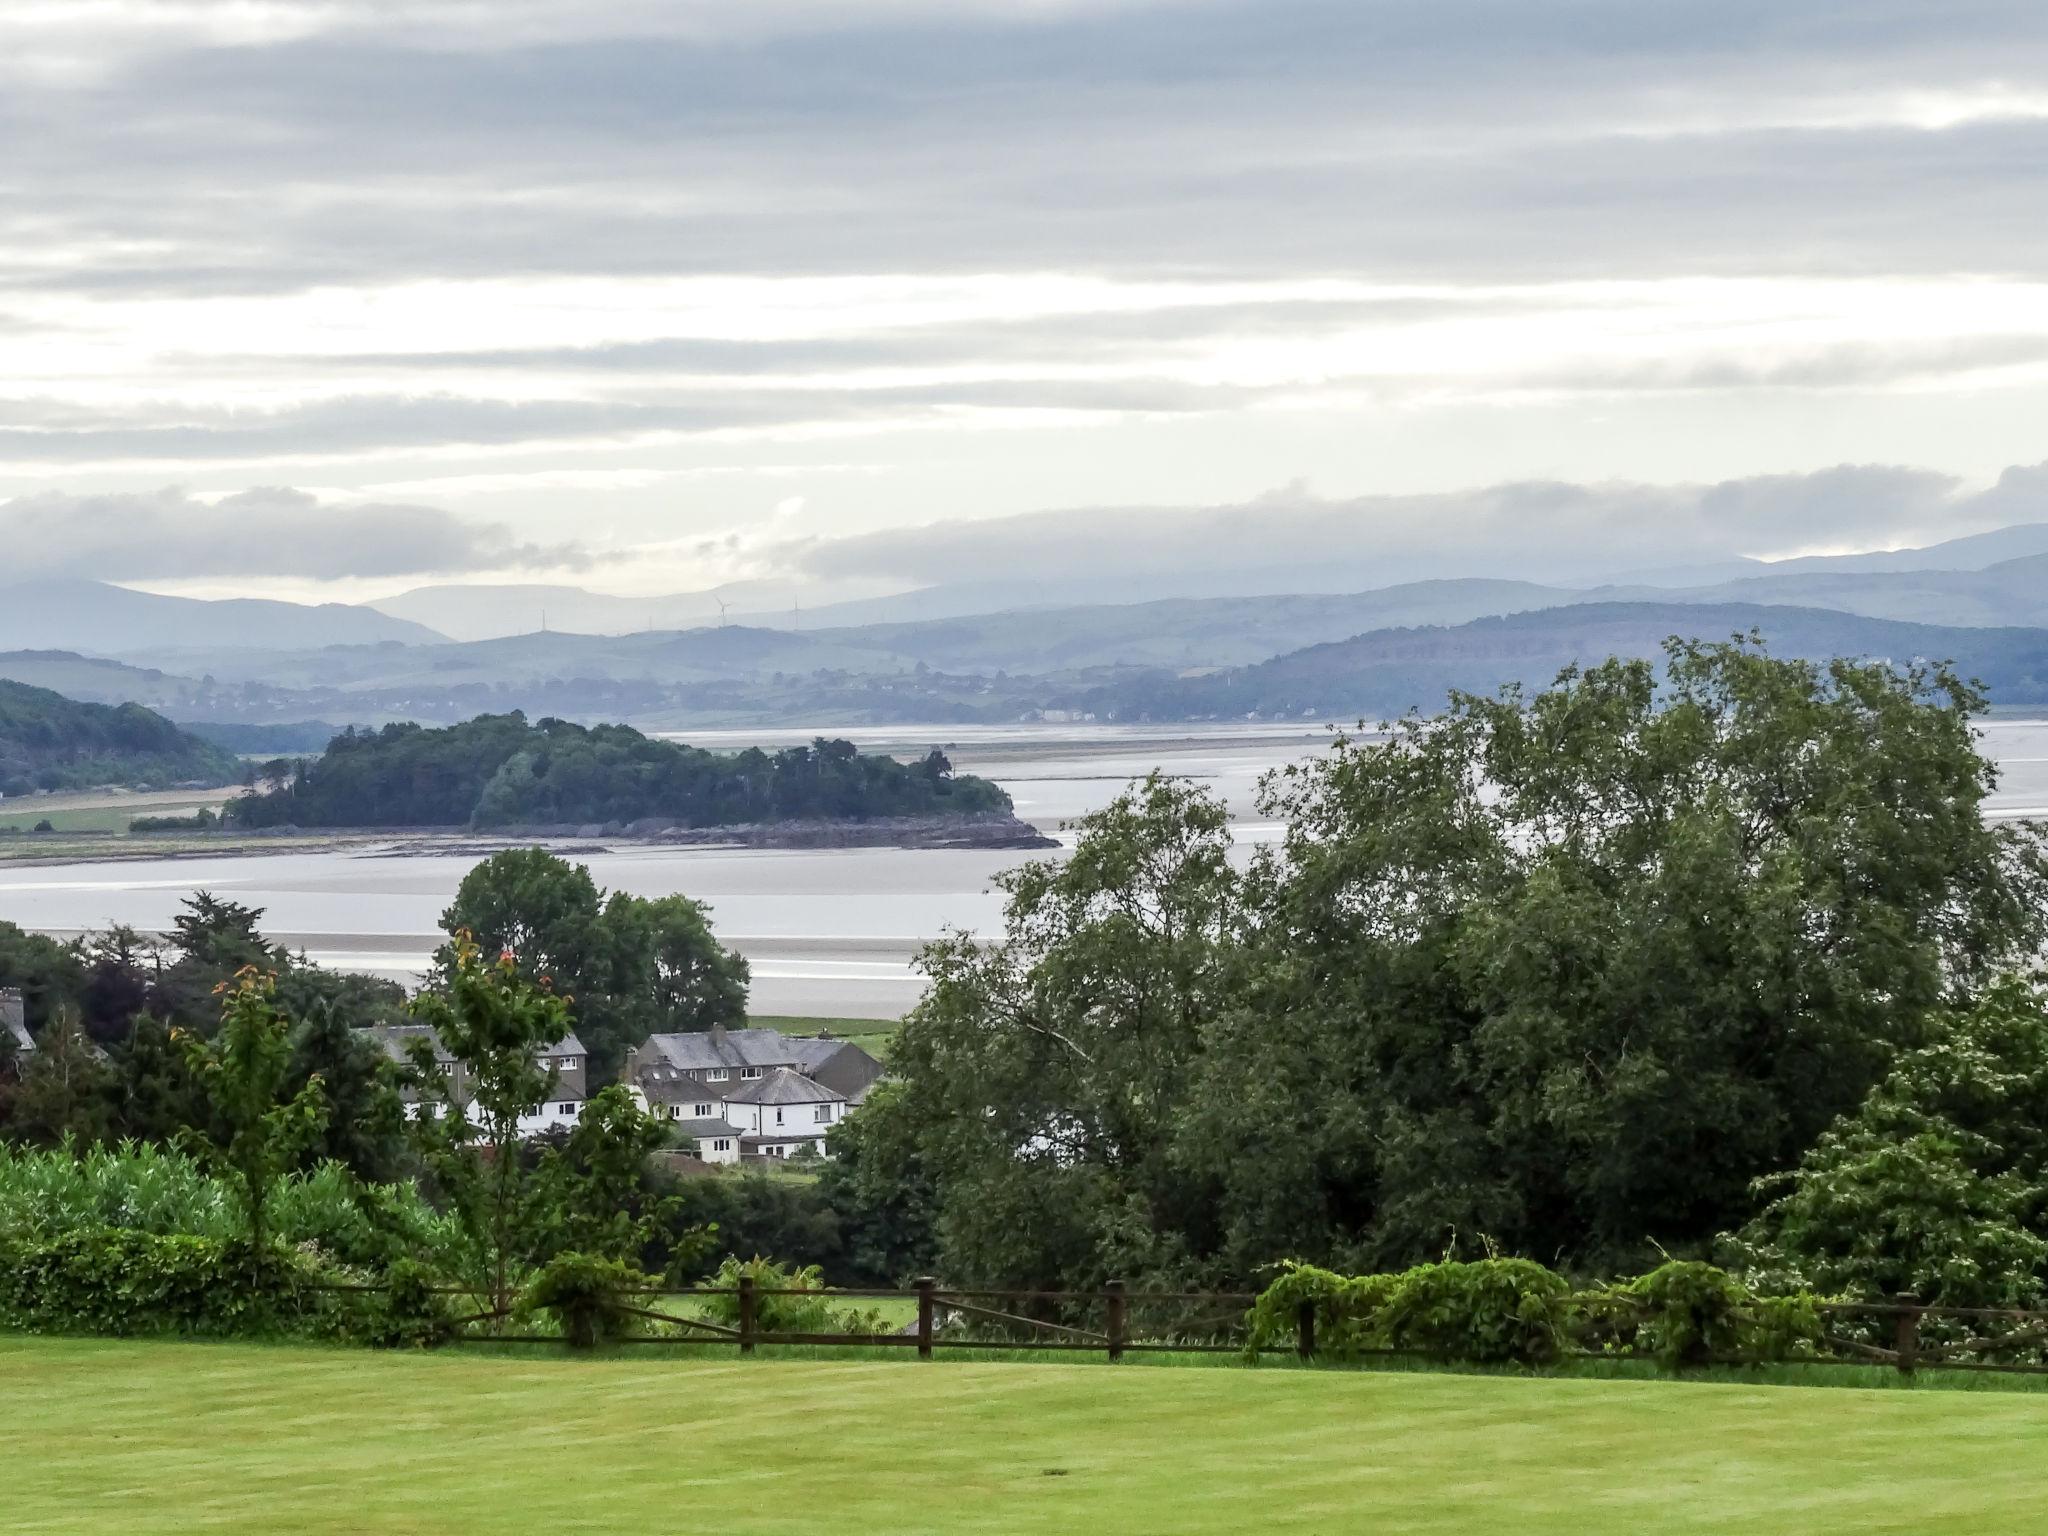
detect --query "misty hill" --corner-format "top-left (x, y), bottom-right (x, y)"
top-left (1593, 553), bottom-right (2048, 630)
top-left (226, 715), bottom-right (1012, 829)
top-left (0, 580), bottom-right (443, 659)
top-left (1094, 603), bottom-right (2048, 721)
top-left (808, 580), bottom-right (1582, 671)
top-left (0, 679), bottom-right (241, 796)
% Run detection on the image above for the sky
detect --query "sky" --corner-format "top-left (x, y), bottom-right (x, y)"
top-left (6, 0), bottom-right (2048, 603)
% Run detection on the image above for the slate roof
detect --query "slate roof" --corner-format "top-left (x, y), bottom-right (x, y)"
top-left (639, 1027), bottom-right (800, 1074)
top-left (639, 1075), bottom-right (724, 1109)
top-left (789, 1037), bottom-right (886, 1104)
top-left (721, 1066), bottom-right (845, 1107)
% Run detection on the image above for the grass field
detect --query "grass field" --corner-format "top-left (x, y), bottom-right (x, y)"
top-left (10, 1337), bottom-right (2048, 1534)
top-left (753, 1013), bottom-right (901, 1059)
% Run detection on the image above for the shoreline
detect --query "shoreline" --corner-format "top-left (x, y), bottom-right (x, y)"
top-left (0, 811), bottom-right (1056, 870)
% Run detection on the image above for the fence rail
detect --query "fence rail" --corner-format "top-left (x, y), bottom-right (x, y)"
top-left (303, 1277), bottom-right (2048, 1374)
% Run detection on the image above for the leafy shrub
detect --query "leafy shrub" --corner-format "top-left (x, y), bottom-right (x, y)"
top-left (1243, 1261), bottom-right (1397, 1359)
top-left (0, 1228), bottom-right (307, 1337)
top-left (522, 1251), bottom-right (655, 1349)
top-left (698, 1254), bottom-right (886, 1337)
top-left (1377, 1259), bottom-right (1571, 1365)
top-left (0, 1141), bottom-right (463, 1270)
top-left (321, 1257), bottom-right (459, 1350)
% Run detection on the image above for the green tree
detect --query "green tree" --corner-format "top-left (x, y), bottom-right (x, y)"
top-left (880, 774), bottom-right (1244, 1289)
top-left (409, 932), bottom-right (575, 1314)
top-left (1726, 977), bottom-right (2048, 1308)
top-left (1193, 639), bottom-right (2048, 1272)
top-left (177, 968), bottom-right (329, 1253)
top-left (438, 849), bottom-right (748, 1079)
top-left (525, 1085), bottom-right (705, 1272)
top-left (1, 1007), bottom-right (115, 1146)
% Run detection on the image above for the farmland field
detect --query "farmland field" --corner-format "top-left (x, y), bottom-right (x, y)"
top-left (8, 1337), bottom-right (2048, 1534)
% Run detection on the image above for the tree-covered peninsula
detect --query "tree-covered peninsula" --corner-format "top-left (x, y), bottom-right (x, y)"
top-left (224, 713), bottom-right (1013, 829)
top-left (0, 680), bottom-right (240, 796)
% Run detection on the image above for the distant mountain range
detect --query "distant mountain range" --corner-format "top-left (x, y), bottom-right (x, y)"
top-left (8, 521), bottom-right (2048, 731)
top-left (1093, 603), bottom-right (2048, 722)
top-left (0, 579), bottom-right (443, 654)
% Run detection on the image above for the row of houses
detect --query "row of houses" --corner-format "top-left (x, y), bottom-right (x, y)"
top-left (363, 1020), bottom-right (886, 1163)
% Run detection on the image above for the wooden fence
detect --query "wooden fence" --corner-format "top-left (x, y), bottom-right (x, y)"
top-left (334, 1279), bottom-right (2048, 1374)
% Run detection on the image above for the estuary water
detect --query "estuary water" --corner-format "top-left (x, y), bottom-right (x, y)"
top-left (2, 719), bottom-right (2044, 1020)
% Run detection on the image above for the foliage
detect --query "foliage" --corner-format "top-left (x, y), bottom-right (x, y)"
top-left (129, 809), bottom-right (219, 832)
top-left (815, 1081), bottom-right (938, 1286)
top-left (1725, 977), bottom-right (2048, 1309)
top-left (0, 678), bottom-right (238, 796)
top-left (225, 713), bottom-right (1010, 829)
top-left (1242, 1261), bottom-right (1397, 1360)
top-left (1245, 1257), bottom-right (1820, 1371)
top-left (0, 1227), bottom-right (305, 1337)
top-left (343, 1256), bottom-right (459, 1349)
top-left (696, 1254), bottom-right (888, 1336)
top-left (521, 1250), bottom-right (655, 1348)
top-left (175, 969), bottom-right (329, 1253)
top-left (407, 932), bottom-right (575, 1311)
top-left (877, 774), bottom-right (1243, 1293)
top-left (526, 1085), bottom-right (710, 1273)
top-left (0, 1140), bottom-right (461, 1269)
top-left (436, 849), bottom-right (749, 1079)
top-left (1375, 1259), bottom-right (1572, 1365)
top-left (1618, 1260), bottom-right (1822, 1368)
top-left (868, 639), bottom-right (2048, 1295)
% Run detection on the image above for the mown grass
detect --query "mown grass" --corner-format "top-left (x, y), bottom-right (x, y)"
top-left (10, 1335), bottom-right (2048, 1534)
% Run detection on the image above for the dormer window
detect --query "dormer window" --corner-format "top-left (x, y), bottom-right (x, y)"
top-left (741, 1067), bottom-right (762, 1080)
top-left (707, 1068), bottom-right (728, 1081)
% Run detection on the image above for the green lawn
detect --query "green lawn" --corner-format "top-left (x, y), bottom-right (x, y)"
top-left (10, 1337), bottom-right (2048, 1534)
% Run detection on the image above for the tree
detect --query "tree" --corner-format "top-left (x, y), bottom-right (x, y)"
top-left (525, 1085), bottom-right (705, 1273)
top-left (878, 774), bottom-right (1245, 1289)
top-left (1193, 639), bottom-right (2048, 1272)
top-left (438, 849), bottom-right (749, 1079)
top-left (286, 999), bottom-right (407, 1183)
top-left (855, 638), bottom-right (2048, 1292)
top-left (1726, 976), bottom-right (2048, 1308)
top-left (816, 1080), bottom-right (938, 1286)
top-left (1, 1007), bottom-right (115, 1146)
top-left (409, 932), bottom-right (576, 1314)
top-left (599, 891), bottom-right (750, 1040)
top-left (177, 968), bottom-right (329, 1253)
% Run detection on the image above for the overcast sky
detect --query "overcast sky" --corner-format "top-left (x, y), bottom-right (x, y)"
top-left (7, 0), bottom-right (2048, 601)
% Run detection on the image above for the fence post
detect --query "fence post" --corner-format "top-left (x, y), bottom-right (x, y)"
top-left (738, 1274), bottom-right (757, 1356)
top-left (1105, 1279), bottom-right (1126, 1363)
top-left (915, 1276), bottom-right (936, 1361)
top-left (1893, 1293), bottom-right (1919, 1376)
top-left (1296, 1298), bottom-right (1316, 1362)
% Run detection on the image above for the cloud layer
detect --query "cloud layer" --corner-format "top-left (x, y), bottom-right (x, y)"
top-left (0, 487), bottom-right (581, 581)
top-left (6, 2), bottom-right (2048, 585)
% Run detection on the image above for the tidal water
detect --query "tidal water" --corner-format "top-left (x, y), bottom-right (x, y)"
top-left (2, 719), bottom-right (2043, 1020)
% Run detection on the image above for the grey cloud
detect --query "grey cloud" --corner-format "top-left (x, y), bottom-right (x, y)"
top-left (0, 486), bottom-right (585, 580)
top-left (787, 464), bottom-right (2026, 593)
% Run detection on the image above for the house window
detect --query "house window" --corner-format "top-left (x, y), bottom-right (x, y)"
top-left (707, 1068), bottom-right (728, 1080)
top-left (694, 1103), bottom-right (711, 1116)
top-left (668, 1105), bottom-right (679, 1119)
top-left (774, 1108), bottom-right (784, 1125)
top-left (712, 1139), bottom-right (730, 1152)
top-left (814, 1106), bottom-right (831, 1123)
top-left (741, 1068), bottom-right (762, 1080)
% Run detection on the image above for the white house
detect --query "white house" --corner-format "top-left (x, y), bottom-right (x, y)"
top-left (624, 1024), bottom-right (883, 1163)
top-left (364, 1021), bottom-right (589, 1137)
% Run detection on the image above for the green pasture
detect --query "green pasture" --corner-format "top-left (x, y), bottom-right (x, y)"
top-left (9, 1335), bottom-right (2048, 1534)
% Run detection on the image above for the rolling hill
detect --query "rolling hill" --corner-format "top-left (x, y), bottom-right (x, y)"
top-left (0, 679), bottom-right (242, 795)
top-left (1093, 603), bottom-right (2048, 721)
top-left (0, 580), bottom-right (443, 658)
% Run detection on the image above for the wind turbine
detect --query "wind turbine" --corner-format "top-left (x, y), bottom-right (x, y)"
top-left (714, 597), bottom-right (731, 628)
